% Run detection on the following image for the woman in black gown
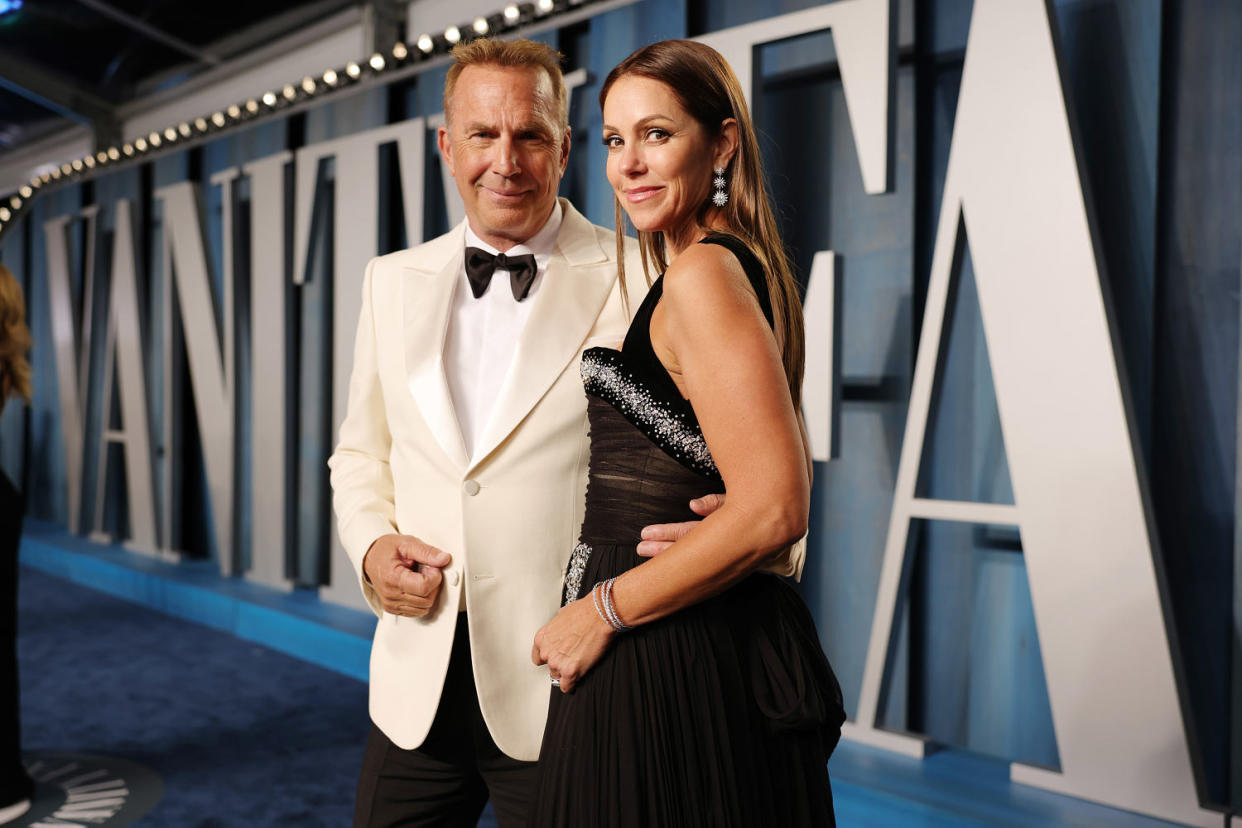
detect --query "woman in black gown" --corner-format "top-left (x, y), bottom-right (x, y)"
top-left (530, 41), bottom-right (844, 826)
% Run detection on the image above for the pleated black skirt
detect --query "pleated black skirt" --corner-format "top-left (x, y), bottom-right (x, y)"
top-left (533, 541), bottom-right (842, 827)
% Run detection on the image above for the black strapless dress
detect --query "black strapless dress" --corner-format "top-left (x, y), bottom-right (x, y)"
top-left (531, 234), bottom-right (845, 827)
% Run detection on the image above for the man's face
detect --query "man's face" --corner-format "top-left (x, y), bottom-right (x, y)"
top-left (438, 64), bottom-right (571, 251)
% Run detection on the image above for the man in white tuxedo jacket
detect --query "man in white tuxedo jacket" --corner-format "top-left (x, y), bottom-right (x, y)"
top-left (329, 39), bottom-right (685, 826)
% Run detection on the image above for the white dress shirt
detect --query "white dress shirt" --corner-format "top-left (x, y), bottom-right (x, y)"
top-left (445, 202), bottom-right (564, 462)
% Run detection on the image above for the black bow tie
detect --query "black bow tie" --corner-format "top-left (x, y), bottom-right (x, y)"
top-left (464, 247), bottom-right (539, 301)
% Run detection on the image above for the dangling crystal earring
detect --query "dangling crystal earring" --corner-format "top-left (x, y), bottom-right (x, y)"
top-left (711, 166), bottom-right (728, 207)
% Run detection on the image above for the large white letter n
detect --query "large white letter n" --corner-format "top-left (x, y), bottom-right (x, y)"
top-left (846, 0), bottom-right (1219, 825)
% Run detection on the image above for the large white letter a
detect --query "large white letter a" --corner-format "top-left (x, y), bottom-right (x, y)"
top-left (845, 1), bottom-right (1219, 825)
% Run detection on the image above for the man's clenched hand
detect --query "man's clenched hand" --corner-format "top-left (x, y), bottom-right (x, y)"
top-left (363, 534), bottom-right (452, 617)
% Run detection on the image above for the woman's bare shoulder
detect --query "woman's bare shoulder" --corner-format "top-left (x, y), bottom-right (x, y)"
top-left (661, 239), bottom-right (750, 306)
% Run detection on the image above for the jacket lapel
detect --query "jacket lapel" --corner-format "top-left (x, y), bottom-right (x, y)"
top-left (402, 224), bottom-right (470, 470)
top-left (470, 202), bottom-right (617, 469)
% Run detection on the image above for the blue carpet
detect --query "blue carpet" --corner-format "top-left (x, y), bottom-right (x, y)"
top-left (17, 565), bottom-right (370, 826)
top-left (826, 741), bottom-right (1192, 827)
top-left (15, 529), bottom-right (1204, 827)
top-left (18, 520), bottom-right (375, 682)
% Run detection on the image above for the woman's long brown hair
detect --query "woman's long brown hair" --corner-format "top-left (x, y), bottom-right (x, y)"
top-left (601, 39), bottom-right (805, 408)
top-left (0, 263), bottom-right (31, 405)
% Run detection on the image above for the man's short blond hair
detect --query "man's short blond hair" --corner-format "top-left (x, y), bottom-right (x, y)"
top-left (444, 39), bottom-right (568, 132)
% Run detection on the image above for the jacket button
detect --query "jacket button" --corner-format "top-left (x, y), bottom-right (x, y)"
top-left (448, 571), bottom-right (460, 586)
top-left (463, 479), bottom-right (480, 496)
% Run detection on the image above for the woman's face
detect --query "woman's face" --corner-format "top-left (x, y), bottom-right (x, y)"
top-left (602, 75), bottom-right (724, 247)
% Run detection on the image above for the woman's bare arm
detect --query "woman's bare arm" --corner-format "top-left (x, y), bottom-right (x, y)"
top-left (609, 241), bottom-right (810, 624)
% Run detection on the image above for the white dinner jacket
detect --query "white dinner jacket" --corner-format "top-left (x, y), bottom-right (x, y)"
top-left (329, 199), bottom-right (645, 760)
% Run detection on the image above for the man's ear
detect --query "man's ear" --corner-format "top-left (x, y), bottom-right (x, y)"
top-left (559, 126), bottom-right (572, 176)
top-left (437, 124), bottom-right (455, 177)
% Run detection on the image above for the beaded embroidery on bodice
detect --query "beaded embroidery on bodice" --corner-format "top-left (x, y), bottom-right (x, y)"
top-left (579, 232), bottom-right (773, 481)
top-left (579, 344), bottom-right (718, 479)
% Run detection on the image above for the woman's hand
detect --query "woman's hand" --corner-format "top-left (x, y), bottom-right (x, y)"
top-left (532, 596), bottom-right (617, 693)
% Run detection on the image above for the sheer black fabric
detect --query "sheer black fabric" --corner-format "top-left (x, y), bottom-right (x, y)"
top-left (578, 394), bottom-right (721, 544)
top-left (532, 235), bottom-right (843, 827)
